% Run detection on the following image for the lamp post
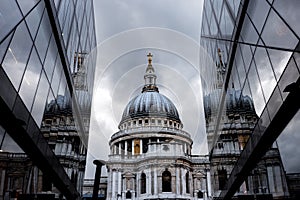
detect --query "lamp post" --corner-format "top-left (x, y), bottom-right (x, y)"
top-left (92, 160), bottom-right (105, 200)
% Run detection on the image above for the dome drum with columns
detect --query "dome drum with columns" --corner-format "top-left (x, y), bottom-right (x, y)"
top-left (105, 54), bottom-right (210, 200)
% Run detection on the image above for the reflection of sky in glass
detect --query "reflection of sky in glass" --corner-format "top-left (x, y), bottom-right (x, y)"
top-left (277, 110), bottom-right (300, 173)
top-left (200, 0), bottom-right (300, 176)
top-left (2, 22), bottom-right (32, 90)
top-left (19, 48), bottom-right (42, 111)
top-left (31, 72), bottom-right (49, 126)
top-left (0, 0), bottom-right (22, 41)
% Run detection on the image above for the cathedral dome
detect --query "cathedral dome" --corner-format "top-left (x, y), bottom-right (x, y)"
top-left (119, 53), bottom-right (181, 126)
top-left (120, 91), bottom-right (180, 123)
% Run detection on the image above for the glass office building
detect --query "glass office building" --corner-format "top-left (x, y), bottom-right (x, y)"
top-left (201, 0), bottom-right (300, 199)
top-left (0, 0), bottom-right (97, 199)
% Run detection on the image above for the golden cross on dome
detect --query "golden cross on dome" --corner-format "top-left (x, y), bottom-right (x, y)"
top-left (147, 53), bottom-right (152, 65)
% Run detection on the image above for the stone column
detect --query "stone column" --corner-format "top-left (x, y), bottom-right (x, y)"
top-left (176, 167), bottom-right (180, 194)
top-left (118, 171), bottom-right (122, 196)
top-left (118, 143), bottom-right (121, 155)
top-left (132, 140), bottom-right (135, 155)
top-left (62, 142), bottom-right (67, 154)
top-left (181, 168), bottom-right (186, 194)
top-left (154, 168), bottom-right (158, 195)
top-left (206, 170), bottom-right (212, 198)
top-left (112, 171), bottom-right (116, 199)
top-left (67, 143), bottom-right (72, 155)
top-left (140, 139), bottom-right (143, 154)
top-left (147, 170), bottom-right (152, 194)
top-left (136, 173), bottom-right (140, 198)
top-left (267, 166), bottom-right (275, 193)
top-left (125, 141), bottom-right (128, 156)
top-left (274, 165), bottom-right (283, 193)
top-left (0, 170), bottom-right (5, 196)
top-left (132, 191), bottom-right (136, 200)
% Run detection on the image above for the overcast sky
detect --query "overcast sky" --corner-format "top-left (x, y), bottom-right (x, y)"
top-left (85, 0), bottom-right (300, 179)
top-left (85, 0), bottom-right (205, 178)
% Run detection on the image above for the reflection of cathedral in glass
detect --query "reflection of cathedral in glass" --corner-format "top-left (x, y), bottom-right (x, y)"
top-left (106, 54), bottom-right (210, 200)
top-left (204, 49), bottom-right (290, 199)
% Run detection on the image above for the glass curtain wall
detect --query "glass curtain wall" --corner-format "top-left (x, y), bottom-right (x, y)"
top-left (201, 0), bottom-right (300, 199)
top-left (0, 0), bottom-right (97, 199)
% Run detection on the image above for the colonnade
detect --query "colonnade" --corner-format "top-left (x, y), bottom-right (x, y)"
top-left (111, 138), bottom-right (191, 156)
top-left (107, 168), bottom-right (212, 200)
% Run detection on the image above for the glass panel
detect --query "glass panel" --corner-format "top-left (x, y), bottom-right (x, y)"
top-left (19, 48), bottom-right (42, 111)
top-left (261, 9), bottom-right (298, 50)
top-left (35, 10), bottom-right (52, 63)
top-left (273, 0), bottom-right (300, 38)
top-left (227, 0), bottom-right (240, 18)
top-left (2, 22), bottom-right (32, 90)
top-left (267, 49), bottom-right (292, 81)
top-left (62, 1), bottom-right (74, 47)
top-left (293, 52), bottom-right (300, 72)
top-left (31, 71), bottom-right (49, 126)
top-left (240, 44), bottom-right (253, 73)
top-left (240, 15), bottom-right (259, 45)
top-left (25, 1), bottom-right (44, 39)
top-left (213, 0), bottom-right (223, 23)
top-left (236, 50), bottom-right (246, 88)
top-left (57, 75), bottom-right (67, 97)
top-left (230, 63), bottom-right (241, 90)
top-left (278, 56), bottom-right (299, 101)
top-left (51, 56), bottom-right (62, 96)
top-left (1, 132), bottom-right (23, 152)
top-left (220, 5), bottom-right (234, 37)
top-left (58, 0), bottom-right (70, 30)
top-left (258, 106), bottom-right (271, 130)
top-left (13, 95), bottom-right (30, 126)
top-left (277, 110), bottom-right (300, 173)
top-left (80, 17), bottom-right (88, 50)
top-left (267, 86), bottom-right (282, 120)
top-left (254, 47), bottom-right (277, 102)
top-left (16, 0), bottom-right (40, 16)
top-left (75, 0), bottom-right (84, 30)
top-left (209, 12), bottom-right (218, 36)
top-left (202, 12), bottom-right (210, 35)
top-left (44, 90), bottom-right (55, 116)
top-left (0, 31), bottom-right (13, 64)
top-left (44, 36), bottom-right (57, 80)
top-left (0, 0), bottom-right (22, 41)
top-left (247, 61), bottom-right (265, 116)
top-left (54, 0), bottom-right (61, 10)
top-left (241, 79), bottom-right (252, 103)
top-left (247, 0), bottom-right (270, 33)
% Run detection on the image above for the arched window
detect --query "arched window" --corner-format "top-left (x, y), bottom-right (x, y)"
top-left (141, 173), bottom-right (146, 194)
top-left (198, 191), bottom-right (203, 198)
top-left (162, 170), bottom-right (171, 192)
top-left (126, 190), bottom-right (131, 199)
top-left (186, 172), bottom-right (190, 193)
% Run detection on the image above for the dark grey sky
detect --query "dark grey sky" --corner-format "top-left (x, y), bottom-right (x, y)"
top-left (86, 0), bottom-right (204, 178)
top-left (86, 0), bottom-right (300, 179)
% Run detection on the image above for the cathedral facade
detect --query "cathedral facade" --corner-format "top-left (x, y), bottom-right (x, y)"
top-left (106, 54), bottom-right (210, 200)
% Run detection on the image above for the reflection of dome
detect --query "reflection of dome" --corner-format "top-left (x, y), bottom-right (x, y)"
top-left (204, 89), bottom-right (256, 118)
top-left (120, 91), bottom-right (180, 124)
